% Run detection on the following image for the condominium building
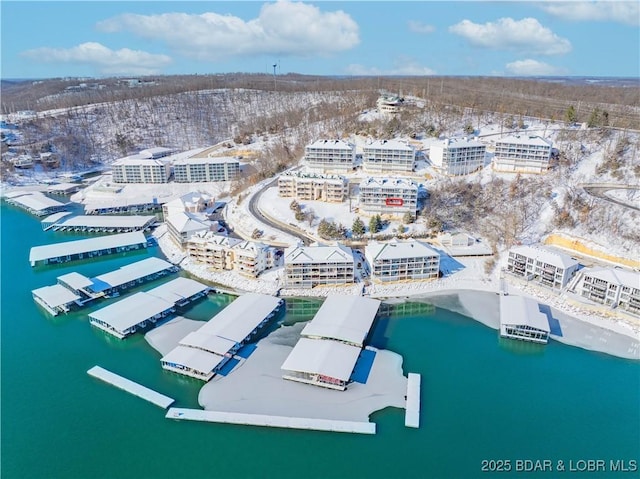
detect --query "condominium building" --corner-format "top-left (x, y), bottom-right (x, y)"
top-left (304, 139), bottom-right (356, 172)
top-left (366, 239), bottom-right (440, 283)
top-left (376, 95), bottom-right (404, 114)
top-left (580, 268), bottom-right (640, 315)
top-left (163, 192), bottom-right (217, 245)
top-left (233, 240), bottom-right (276, 278)
top-left (507, 245), bottom-right (580, 290)
top-left (173, 156), bottom-right (240, 182)
top-left (358, 177), bottom-right (419, 217)
top-left (430, 137), bottom-right (487, 175)
top-left (278, 171), bottom-right (349, 203)
top-left (284, 244), bottom-right (355, 288)
top-left (112, 157), bottom-right (170, 183)
top-left (493, 135), bottom-right (553, 173)
top-left (362, 139), bottom-right (415, 173)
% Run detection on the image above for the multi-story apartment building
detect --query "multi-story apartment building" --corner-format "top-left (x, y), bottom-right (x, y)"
top-left (362, 139), bottom-right (415, 173)
top-left (365, 239), bottom-right (440, 283)
top-left (429, 137), bottom-right (487, 175)
top-left (284, 244), bottom-right (355, 288)
top-left (304, 139), bottom-right (356, 173)
top-left (278, 171), bottom-right (349, 203)
top-left (358, 177), bottom-right (418, 218)
top-left (112, 157), bottom-right (170, 183)
top-left (163, 192), bottom-right (217, 245)
top-left (580, 268), bottom-right (640, 315)
top-left (493, 135), bottom-right (553, 173)
top-left (376, 95), bottom-right (404, 114)
top-left (173, 156), bottom-right (240, 182)
top-left (233, 240), bottom-right (276, 278)
top-left (507, 245), bottom-right (580, 290)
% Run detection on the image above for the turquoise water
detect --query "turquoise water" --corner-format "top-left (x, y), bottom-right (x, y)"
top-left (1, 203), bottom-right (639, 479)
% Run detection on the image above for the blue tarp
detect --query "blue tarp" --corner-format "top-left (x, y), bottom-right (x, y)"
top-left (89, 277), bottom-right (112, 293)
top-left (350, 349), bottom-right (376, 384)
top-left (236, 343), bottom-right (257, 359)
top-left (216, 358), bottom-right (240, 376)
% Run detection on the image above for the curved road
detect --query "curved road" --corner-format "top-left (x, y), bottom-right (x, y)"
top-left (248, 178), bottom-right (316, 245)
top-left (581, 183), bottom-right (640, 212)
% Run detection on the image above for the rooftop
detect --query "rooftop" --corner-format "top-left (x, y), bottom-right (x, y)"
top-left (583, 267), bottom-right (640, 289)
top-left (281, 337), bottom-right (362, 382)
top-left (496, 135), bottom-right (552, 147)
top-left (32, 284), bottom-right (81, 308)
top-left (173, 156), bottom-right (239, 165)
top-left (500, 295), bottom-right (550, 332)
top-left (510, 245), bottom-right (579, 269)
top-left (367, 239), bottom-right (440, 262)
top-left (359, 177), bottom-right (418, 190)
top-left (161, 345), bottom-right (226, 374)
top-left (284, 244), bottom-right (354, 265)
top-left (307, 139), bottom-right (355, 150)
top-left (364, 139), bottom-right (414, 151)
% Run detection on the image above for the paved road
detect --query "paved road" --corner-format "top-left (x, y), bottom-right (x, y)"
top-left (582, 183), bottom-right (640, 212)
top-left (247, 178), bottom-right (316, 245)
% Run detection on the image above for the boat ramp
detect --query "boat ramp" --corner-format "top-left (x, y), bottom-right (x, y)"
top-left (87, 366), bottom-right (174, 409)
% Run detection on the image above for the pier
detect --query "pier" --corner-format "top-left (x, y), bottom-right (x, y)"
top-left (405, 373), bottom-right (421, 428)
top-left (166, 408), bottom-right (376, 434)
top-left (87, 366), bottom-right (175, 409)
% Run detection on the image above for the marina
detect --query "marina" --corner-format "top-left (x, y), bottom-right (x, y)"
top-left (41, 213), bottom-right (157, 233)
top-left (4, 191), bottom-right (68, 216)
top-left (32, 257), bottom-right (178, 315)
top-left (89, 277), bottom-right (211, 339)
top-left (87, 366), bottom-right (175, 409)
top-left (161, 293), bottom-right (283, 380)
top-left (28, 231), bottom-right (148, 266)
top-left (405, 373), bottom-right (421, 428)
top-left (166, 408), bottom-right (376, 434)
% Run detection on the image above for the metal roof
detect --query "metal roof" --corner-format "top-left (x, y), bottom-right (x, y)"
top-left (161, 345), bottom-right (226, 374)
top-left (89, 292), bottom-right (174, 333)
top-left (281, 337), bottom-right (362, 382)
top-left (500, 295), bottom-right (550, 332)
top-left (9, 191), bottom-right (66, 212)
top-left (366, 239), bottom-right (440, 262)
top-left (145, 277), bottom-right (209, 304)
top-left (32, 284), bottom-right (81, 308)
top-left (46, 215), bottom-right (156, 229)
top-left (57, 271), bottom-right (94, 290)
top-left (93, 257), bottom-right (174, 290)
top-left (301, 295), bottom-right (380, 346)
top-left (29, 231), bottom-right (147, 263)
top-left (179, 331), bottom-right (237, 356)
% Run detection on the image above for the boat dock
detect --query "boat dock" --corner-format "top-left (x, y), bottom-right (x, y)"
top-left (87, 366), bottom-right (175, 409)
top-left (4, 191), bottom-right (68, 216)
top-left (41, 213), bottom-right (157, 233)
top-left (405, 373), bottom-right (421, 428)
top-left (166, 408), bottom-right (376, 434)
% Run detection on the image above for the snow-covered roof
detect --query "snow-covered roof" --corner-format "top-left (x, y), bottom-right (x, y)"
top-left (509, 245), bottom-right (578, 269)
top-left (301, 295), bottom-right (380, 346)
top-left (167, 212), bottom-right (211, 234)
top-left (89, 292), bottom-right (174, 333)
top-left (306, 139), bottom-right (355, 150)
top-left (366, 239), bottom-right (440, 262)
top-left (496, 135), bottom-right (552, 147)
top-left (279, 170), bottom-right (347, 182)
top-left (179, 331), bottom-right (238, 356)
top-left (364, 139), bottom-right (414, 151)
top-left (189, 232), bottom-right (242, 248)
top-left (93, 257), bottom-right (174, 290)
top-left (582, 267), bottom-right (639, 289)
top-left (145, 277), bottom-right (209, 304)
top-left (233, 240), bottom-right (268, 255)
top-left (284, 244), bottom-right (354, 265)
top-left (57, 272), bottom-right (93, 290)
top-left (173, 156), bottom-right (239, 165)
top-left (359, 177), bottom-right (418, 190)
top-left (161, 345), bottom-right (226, 374)
top-left (32, 284), bottom-right (81, 308)
top-left (281, 337), bottom-right (362, 382)
top-left (45, 215), bottom-right (156, 229)
top-left (139, 147), bottom-right (172, 159)
top-left (7, 191), bottom-right (66, 212)
top-left (500, 295), bottom-right (550, 332)
top-left (29, 231), bottom-right (147, 263)
top-left (432, 137), bottom-right (485, 149)
top-left (112, 157), bottom-right (168, 167)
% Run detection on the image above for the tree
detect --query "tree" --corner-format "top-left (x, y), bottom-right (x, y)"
top-left (294, 208), bottom-right (305, 222)
top-left (402, 211), bottom-right (414, 224)
top-left (289, 200), bottom-right (299, 211)
top-left (564, 105), bottom-right (577, 124)
top-left (463, 123), bottom-right (474, 135)
top-left (305, 208), bottom-right (316, 227)
top-left (352, 217), bottom-right (365, 237)
top-left (369, 214), bottom-right (382, 234)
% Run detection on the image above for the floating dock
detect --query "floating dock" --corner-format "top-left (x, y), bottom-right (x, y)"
top-left (41, 213), bottom-right (157, 233)
top-left (405, 373), bottom-right (421, 428)
top-left (166, 408), bottom-right (376, 434)
top-left (87, 366), bottom-right (175, 409)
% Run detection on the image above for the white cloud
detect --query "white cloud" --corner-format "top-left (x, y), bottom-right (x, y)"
top-left (408, 20), bottom-right (435, 34)
top-left (505, 59), bottom-right (568, 76)
top-left (21, 42), bottom-right (172, 75)
top-left (97, 1), bottom-right (359, 61)
top-left (449, 17), bottom-right (572, 55)
top-left (346, 58), bottom-right (435, 76)
top-left (539, 1), bottom-right (639, 27)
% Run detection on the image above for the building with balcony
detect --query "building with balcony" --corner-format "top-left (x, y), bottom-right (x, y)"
top-left (173, 156), bottom-right (240, 182)
top-left (358, 177), bottom-right (418, 218)
top-left (366, 239), bottom-right (440, 283)
top-left (580, 268), bottom-right (640, 315)
top-left (304, 139), bottom-right (356, 173)
top-left (111, 157), bottom-right (170, 183)
top-left (493, 135), bottom-right (553, 173)
top-left (284, 244), bottom-right (355, 289)
top-left (429, 137), bottom-right (487, 175)
top-left (362, 139), bottom-right (415, 173)
top-left (278, 171), bottom-right (349, 202)
top-left (163, 192), bottom-right (217, 246)
top-left (507, 245), bottom-right (580, 290)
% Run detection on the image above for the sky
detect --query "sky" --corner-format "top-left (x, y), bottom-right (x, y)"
top-left (1, 1), bottom-right (639, 79)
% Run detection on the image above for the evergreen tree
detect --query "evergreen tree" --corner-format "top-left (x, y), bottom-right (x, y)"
top-left (402, 211), bottom-right (414, 224)
top-left (564, 105), bottom-right (577, 124)
top-left (289, 200), bottom-right (299, 211)
top-left (352, 217), bottom-right (365, 237)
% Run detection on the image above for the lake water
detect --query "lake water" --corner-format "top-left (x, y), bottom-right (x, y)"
top-left (1, 202), bottom-right (638, 479)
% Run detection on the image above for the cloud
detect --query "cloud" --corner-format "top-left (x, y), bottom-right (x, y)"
top-left (449, 17), bottom-right (572, 55)
top-left (21, 42), bottom-right (172, 75)
top-left (408, 20), bottom-right (435, 34)
top-left (539, 1), bottom-right (639, 27)
top-left (505, 59), bottom-right (568, 76)
top-left (97, 1), bottom-right (359, 61)
top-left (346, 58), bottom-right (435, 76)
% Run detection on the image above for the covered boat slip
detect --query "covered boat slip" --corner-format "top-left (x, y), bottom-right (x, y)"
top-left (161, 293), bottom-right (283, 381)
top-left (29, 231), bottom-right (148, 266)
top-left (32, 284), bottom-right (82, 316)
top-left (89, 257), bottom-right (177, 296)
top-left (89, 277), bottom-right (210, 339)
top-left (281, 337), bottom-right (362, 391)
top-left (4, 191), bottom-right (68, 216)
top-left (41, 214), bottom-right (157, 233)
top-left (300, 295), bottom-right (381, 347)
top-left (499, 295), bottom-right (551, 344)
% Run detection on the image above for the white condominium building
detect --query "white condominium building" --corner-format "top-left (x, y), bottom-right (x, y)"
top-left (358, 177), bottom-right (418, 217)
top-left (112, 157), bottom-right (170, 183)
top-left (580, 268), bottom-right (640, 315)
top-left (507, 245), bottom-right (580, 290)
top-left (366, 239), bottom-right (440, 283)
top-left (362, 139), bottom-right (415, 173)
top-left (232, 240), bottom-right (276, 278)
top-left (163, 192), bottom-right (217, 245)
top-left (278, 171), bottom-right (349, 203)
top-left (430, 137), bottom-right (486, 175)
top-left (173, 156), bottom-right (240, 182)
top-left (304, 139), bottom-right (356, 172)
top-left (284, 244), bottom-right (355, 288)
top-left (493, 135), bottom-right (553, 173)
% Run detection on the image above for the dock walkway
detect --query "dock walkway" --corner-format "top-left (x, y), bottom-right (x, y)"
top-left (166, 408), bottom-right (376, 434)
top-left (87, 366), bottom-right (175, 409)
top-left (405, 372), bottom-right (421, 428)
